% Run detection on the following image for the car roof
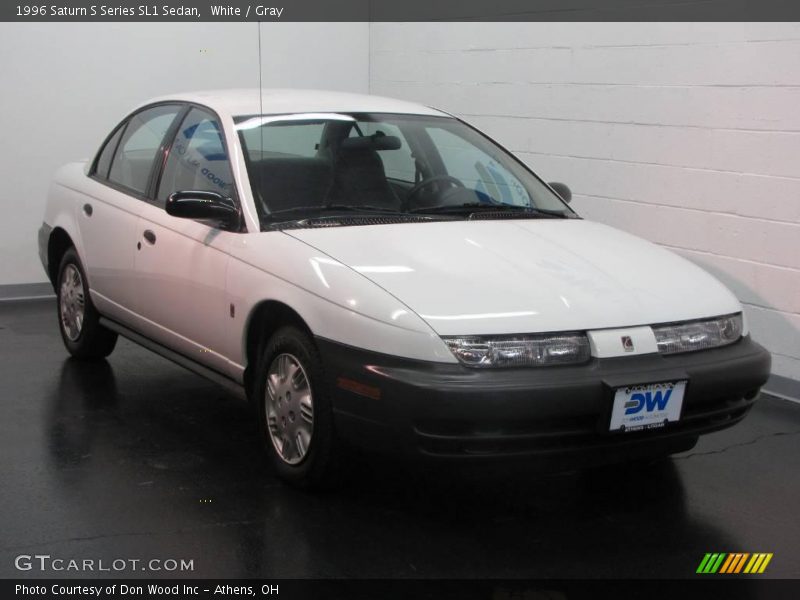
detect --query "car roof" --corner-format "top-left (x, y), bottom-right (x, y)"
top-left (138, 88), bottom-right (450, 118)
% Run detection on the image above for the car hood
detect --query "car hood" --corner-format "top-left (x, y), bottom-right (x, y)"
top-left (285, 219), bottom-right (741, 336)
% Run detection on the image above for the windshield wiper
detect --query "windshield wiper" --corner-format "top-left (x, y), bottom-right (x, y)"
top-left (410, 203), bottom-right (570, 218)
top-left (267, 204), bottom-right (402, 218)
top-left (325, 204), bottom-right (402, 213)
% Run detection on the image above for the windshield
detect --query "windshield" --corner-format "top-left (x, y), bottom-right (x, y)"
top-left (234, 112), bottom-right (576, 227)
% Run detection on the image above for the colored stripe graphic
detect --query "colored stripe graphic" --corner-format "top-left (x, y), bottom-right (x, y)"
top-left (719, 554), bottom-right (735, 574)
top-left (704, 553), bottom-right (719, 573)
top-left (747, 554), bottom-right (762, 573)
top-left (696, 554), bottom-right (713, 574)
top-left (722, 553), bottom-right (745, 574)
top-left (698, 553), bottom-right (727, 573)
top-left (733, 553), bottom-right (750, 573)
top-left (752, 554), bottom-right (766, 573)
top-left (744, 554), bottom-right (759, 573)
top-left (709, 553), bottom-right (726, 573)
top-left (703, 553), bottom-right (720, 573)
top-left (758, 554), bottom-right (773, 573)
top-left (740, 553), bottom-right (774, 574)
top-left (699, 552), bottom-right (772, 575)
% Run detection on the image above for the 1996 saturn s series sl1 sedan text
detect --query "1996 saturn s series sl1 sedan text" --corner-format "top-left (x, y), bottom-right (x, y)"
top-left (39, 89), bottom-right (771, 487)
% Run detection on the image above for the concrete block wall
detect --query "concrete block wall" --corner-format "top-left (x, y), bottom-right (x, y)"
top-left (369, 23), bottom-right (800, 387)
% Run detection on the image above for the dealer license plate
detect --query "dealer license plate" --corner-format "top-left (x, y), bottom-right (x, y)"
top-left (609, 380), bottom-right (686, 433)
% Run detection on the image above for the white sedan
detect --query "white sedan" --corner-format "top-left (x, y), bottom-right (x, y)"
top-left (39, 89), bottom-right (771, 487)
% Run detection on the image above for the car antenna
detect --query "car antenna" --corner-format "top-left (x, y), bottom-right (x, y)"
top-left (257, 21), bottom-right (268, 216)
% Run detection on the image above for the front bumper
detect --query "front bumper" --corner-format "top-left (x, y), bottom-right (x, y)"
top-left (318, 335), bottom-right (771, 466)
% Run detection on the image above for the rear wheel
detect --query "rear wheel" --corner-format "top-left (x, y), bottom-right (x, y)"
top-left (254, 326), bottom-right (340, 489)
top-left (56, 247), bottom-right (117, 359)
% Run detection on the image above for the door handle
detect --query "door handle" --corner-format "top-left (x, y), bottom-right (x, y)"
top-left (143, 230), bottom-right (156, 245)
top-left (82, 203), bottom-right (93, 216)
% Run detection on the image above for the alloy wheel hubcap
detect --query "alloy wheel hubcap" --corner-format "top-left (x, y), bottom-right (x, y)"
top-left (265, 353), bottom-right (314, 465)
top-left (59, 264), bottom-right (85, 342)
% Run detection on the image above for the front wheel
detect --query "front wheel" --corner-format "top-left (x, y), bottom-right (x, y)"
top-left (56, 247), bottom-right (117, 359)
top-left (254, 326), bottom-right (340, 489)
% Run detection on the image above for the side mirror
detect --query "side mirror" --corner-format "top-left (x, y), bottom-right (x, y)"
top-left (166, 191), bottom-right (239, 227)
top-left (548, 182), bottom-right (572, 204)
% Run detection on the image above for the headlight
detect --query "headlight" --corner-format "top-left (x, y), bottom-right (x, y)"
top-left (653, 313), bottom-right (743, 355)
top-left (442, 333), bottom-right (590, 368)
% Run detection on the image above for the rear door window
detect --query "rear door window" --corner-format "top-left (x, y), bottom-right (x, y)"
top-left (107, 105), bottom-right (182, 195)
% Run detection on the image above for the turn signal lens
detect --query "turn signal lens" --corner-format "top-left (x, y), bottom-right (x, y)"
top-left (653, 313), bottom-right (743, 355)
top-left (443, 333), bottom-right (590, 368)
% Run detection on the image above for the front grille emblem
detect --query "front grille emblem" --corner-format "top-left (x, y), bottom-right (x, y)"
top-left (621, 336), bottom-right (634, 352)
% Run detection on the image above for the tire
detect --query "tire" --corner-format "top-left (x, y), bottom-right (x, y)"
top-left (254, 326), bottom-right (340, 489)
top-left (56, 247), bottom-right (117, 359)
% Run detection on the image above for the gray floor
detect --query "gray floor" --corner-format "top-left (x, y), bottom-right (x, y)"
top-left (1, 299), bottom-right (798, 579)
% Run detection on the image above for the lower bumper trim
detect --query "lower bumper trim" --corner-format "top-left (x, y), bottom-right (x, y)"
top-left (318, 335), bottom-right (771, 462)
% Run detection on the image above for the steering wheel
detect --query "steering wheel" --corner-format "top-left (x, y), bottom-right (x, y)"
top-left (406, 174), bottom-right (465, 207)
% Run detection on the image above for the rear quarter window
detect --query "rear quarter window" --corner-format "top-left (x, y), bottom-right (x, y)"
top-left (93, 125), bottom-right (126, 180)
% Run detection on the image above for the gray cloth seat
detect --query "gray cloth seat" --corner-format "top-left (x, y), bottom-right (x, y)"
top-left (250, 157), bottom-right (333, 213)
top-left (328, 147), bottom-right (401, 210)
